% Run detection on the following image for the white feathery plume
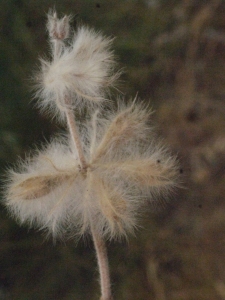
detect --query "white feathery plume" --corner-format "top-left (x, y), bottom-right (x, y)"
top-left (35, 11), bottom-right (119, 121)
top-left (4, 103), bottom-right (178, 240)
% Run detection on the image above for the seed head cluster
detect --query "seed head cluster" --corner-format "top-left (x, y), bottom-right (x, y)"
top-left (35, 11), bottom-right (119, 121)
top-left (3, 11), bottom-right (179, 240)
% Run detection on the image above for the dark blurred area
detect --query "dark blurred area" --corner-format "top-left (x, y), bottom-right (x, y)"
top-left (1, 0), bottom-right (225, 299)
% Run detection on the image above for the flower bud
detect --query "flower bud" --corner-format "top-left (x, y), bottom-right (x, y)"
top-left (47, 11), bottom-right (70, 41)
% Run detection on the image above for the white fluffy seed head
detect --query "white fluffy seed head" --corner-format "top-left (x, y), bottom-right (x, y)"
top-left (2, 102), bottom-right (179, 240)
top-left (35, 18), bottom-right (120, 121)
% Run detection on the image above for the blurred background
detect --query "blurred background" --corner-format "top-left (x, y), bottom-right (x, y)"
top-left (1, 0), bottom-right (225, 299)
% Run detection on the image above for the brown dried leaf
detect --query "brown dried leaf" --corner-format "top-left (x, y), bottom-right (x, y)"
top-left (92, 105), bottom-right (149, 162)
top-left (95, 177), bottom-right (126, 227)
top-left (11, 172), bottom-right (76, 200)
top-left (97, 159), bottom-right (177, 187)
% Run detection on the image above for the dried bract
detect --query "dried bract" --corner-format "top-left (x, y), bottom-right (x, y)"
top-left (47, 11), bottom-right (71, 41)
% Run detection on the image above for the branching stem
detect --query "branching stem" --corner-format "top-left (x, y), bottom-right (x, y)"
top-left (64, 96), bottom-right (112, 299)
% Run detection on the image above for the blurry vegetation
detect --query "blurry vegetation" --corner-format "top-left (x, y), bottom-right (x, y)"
top-left (1, 0), bottom-right (225, 299)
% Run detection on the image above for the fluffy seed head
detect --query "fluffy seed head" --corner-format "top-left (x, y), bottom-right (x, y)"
top-left (35, 14), bottom-right (120, 121)
top-left (3, 103), bottom-right (179, 240)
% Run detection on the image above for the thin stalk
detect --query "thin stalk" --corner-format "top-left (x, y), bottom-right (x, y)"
top-left (50, 31), bottom-right (87, 169)
top-left (65, 107), bottom-right (87, 170)
top-left (52, 39), bottom-right (63, 61)
top-left (91, 224), bottom-right (113, 300)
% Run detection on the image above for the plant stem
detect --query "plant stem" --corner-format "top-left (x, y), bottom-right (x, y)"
top-left (91, 224), bottom-right (113, 300)
top-left (64, 99), bottom-right (87, 170)
top-left (64, 97), bottom-right (112, 299)
top-left (51, 33), bottom-right (87, 170)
